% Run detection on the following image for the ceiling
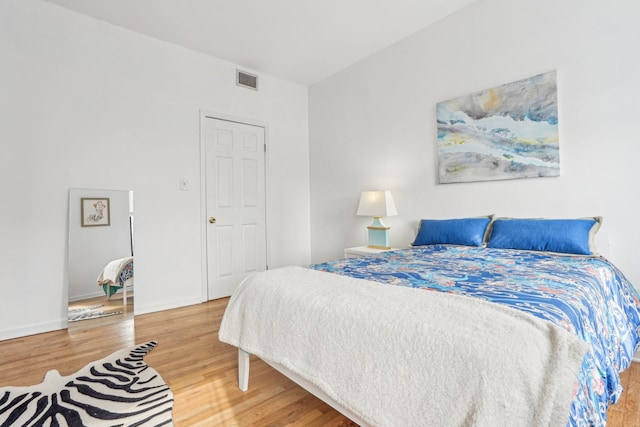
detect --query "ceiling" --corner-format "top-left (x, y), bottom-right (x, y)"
top-left (46, 0), bottom-right (475, 86)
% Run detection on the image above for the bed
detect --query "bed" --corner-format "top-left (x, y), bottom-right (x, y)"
top-left (219, 217), bottom-right (640, 426)
top-left (96, 256), bottom-right (134, 305)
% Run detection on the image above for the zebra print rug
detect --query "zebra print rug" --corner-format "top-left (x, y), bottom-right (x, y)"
top-left (68, 304), bottom-right (123, 322)
top-left (0, 341), bottom-right (174, 426)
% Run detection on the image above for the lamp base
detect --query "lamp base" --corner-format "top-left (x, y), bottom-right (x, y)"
top-left (367, 217), bottom-right (390, 249)
top-left (367, 244), bottom-right (391, 250)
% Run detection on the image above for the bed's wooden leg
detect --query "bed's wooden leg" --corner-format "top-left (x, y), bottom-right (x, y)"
top-left (238, 349), bottom-right (250, 392)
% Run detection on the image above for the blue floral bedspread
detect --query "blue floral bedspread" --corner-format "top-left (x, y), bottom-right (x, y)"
top-left (310, 245), bottom-right (640, 426)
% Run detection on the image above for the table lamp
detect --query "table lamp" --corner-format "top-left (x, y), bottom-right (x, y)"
top-left (356, 190), bottom-right (398, 249)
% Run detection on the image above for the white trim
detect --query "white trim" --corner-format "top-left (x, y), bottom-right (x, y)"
top-left (0, 318), bottom-right (67, 341)
top-left (134, 297), bottom-right (202, 316)
top-left (198, 110), bottom-right (270, 302)
top-left (199, 113), bottom-right (208, 303)
top-left (68, 290), bottom-right (106, 302)
top-left (201, 110), bottom-right (267, 129)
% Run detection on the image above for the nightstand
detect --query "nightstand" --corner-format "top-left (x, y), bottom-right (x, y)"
top-left (344, 246), bottom-right (398, 259)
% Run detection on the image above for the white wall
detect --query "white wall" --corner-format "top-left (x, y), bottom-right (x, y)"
top-left (0, 0), bottom-right (310, 340)
top-left (309, 0), bottom-right (640, 288)
top-left (68, 189), bottom-right (131, 301)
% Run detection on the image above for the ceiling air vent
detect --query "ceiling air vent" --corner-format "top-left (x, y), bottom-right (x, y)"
top-left (236, 69), bottom-right (258, 91)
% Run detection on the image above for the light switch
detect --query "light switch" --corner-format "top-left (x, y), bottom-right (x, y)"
top-left (180, 178), bottom-right (189, 191)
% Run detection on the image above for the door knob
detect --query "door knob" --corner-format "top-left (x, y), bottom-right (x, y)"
top-left (209, 217), bottom-right (217, 224)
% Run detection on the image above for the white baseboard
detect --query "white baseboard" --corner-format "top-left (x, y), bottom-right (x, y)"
top-left (0, 318), bottom-right (66, 342)
top-left (1, 296), bottom-right (201, 341)
top-left (69, 290), bottom-right (106, 302)
top-left (135, 297), bottom-right (202, 316)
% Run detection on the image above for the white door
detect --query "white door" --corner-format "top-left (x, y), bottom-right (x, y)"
top-left (204, 117), bottom-right (266, 300)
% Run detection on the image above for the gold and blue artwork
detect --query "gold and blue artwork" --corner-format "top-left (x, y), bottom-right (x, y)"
top-left (437, 71), bottom-right (559, 184)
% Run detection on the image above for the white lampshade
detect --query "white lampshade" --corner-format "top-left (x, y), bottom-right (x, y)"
top-left (356, 191), bottom-right (398, 218)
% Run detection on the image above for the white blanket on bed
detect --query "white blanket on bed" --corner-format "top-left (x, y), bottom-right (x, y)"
top-left (219, 266), bottom-right (588, 427)
top-left (96, 256), bottom-right (133, 286)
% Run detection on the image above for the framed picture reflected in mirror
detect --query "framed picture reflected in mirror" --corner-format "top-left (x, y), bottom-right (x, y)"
top-left (81, 197), bottom-right (110, 227)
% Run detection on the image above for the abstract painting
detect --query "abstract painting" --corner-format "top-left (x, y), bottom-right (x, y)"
top-left (437, 71), bottom-right (559, 184)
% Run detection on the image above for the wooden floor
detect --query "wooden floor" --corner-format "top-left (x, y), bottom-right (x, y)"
top-left (1, 298), bottom-right (638, 426)
top-left (67, 293), bottom-right (135, 332)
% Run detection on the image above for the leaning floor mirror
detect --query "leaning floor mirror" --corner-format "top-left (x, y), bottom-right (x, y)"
top-left (67, 188), bottom-right (134, 331)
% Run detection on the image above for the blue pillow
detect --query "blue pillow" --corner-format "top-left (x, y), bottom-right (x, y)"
top-left (412, 217), bottom-right (492, 247)
top-left (486, 218), bottom-right (601, 255)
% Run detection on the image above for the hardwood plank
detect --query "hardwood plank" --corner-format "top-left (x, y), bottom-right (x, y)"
top-left (624, 361), bottom-right (640, 416)
top-left (607, 410), bottom-right (624, 426)
top-left (0, 297), bottom-right (638, 426)
top-left (613, 368), bottom-right (630, 413)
